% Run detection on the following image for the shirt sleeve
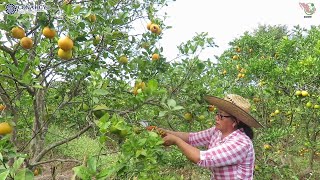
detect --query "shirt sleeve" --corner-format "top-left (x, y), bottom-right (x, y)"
top-left (197, 137), bottom-right (251, 168)
top-left (188, 127), bottom-right (216, 147)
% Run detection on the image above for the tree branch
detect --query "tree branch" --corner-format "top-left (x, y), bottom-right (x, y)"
top-left (0, 74), bottom-right (34, 95)
top-left (31, 158), bottom-right (81, 167)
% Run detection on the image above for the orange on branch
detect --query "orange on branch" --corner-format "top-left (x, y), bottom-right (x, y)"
top-left (58, 48), bottom-right (72, 60)
top-left (11, 26), bottom-right (25, 39)
top-left (20, 37), bottom-right (33, 49)
top-left (42, 26), bottom-right (56, 39)
top-left (0, 122), bottom-right (13, 135)
top-left (58, 36), bottom-right (74, 51)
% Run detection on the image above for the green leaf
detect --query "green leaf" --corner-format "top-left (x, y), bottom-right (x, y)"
top-left (108, 0), bottom-right (120, 6)
top-left (93, 89), bottom-right (108, 95)
top-left (75, 35), bottom-right (87, 42)
top-left (73, 166), bottom-right (93, 180)
top-left (87, 156), bottom-right (97, 174)
top-left (64, 4), bottom-right (73, 16)
top-left (99, 113), bottom-right (110, 122)
top-left (74, 5), bottom-right (81, 14)
top-left (159, 111), bottom-right (167, 117)
top-left (0, 153), bottom-right (2, 161)
top-left (138, 138), bottom-right (147, 146)
top-left (14, 169), bottom-right (34, 180)
top-left (172, 106), bottom-right (184, 111)
top-left (93, 104), bottom-right (108, 111)
top-left (12, 158), bottom-right (24, 173)
top-left (147, 79), bottom-right (158, 92)
top-left (135, 149), bottom-right (147, 158)
top-left (32, 85), bottom-right (43, 89)
top-left (0, 170), bottom-right (9, 180)
top-left (167, 99), bottom-right (176, 107)
top-left (96, 165), bottom-right (123, 179)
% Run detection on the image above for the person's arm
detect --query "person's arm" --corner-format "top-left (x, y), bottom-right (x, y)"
top-left (163, 133), bottom-right (200, 163)
top-left (161, 129), bottom-right (189, 142)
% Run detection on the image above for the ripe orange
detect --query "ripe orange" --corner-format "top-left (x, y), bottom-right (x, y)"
top-left (150, 24), bottom-right (160, 33)
top-left (20, 37), bottom-right (33, 49)
top-left (11, 27), bottom-right (26, 39)
top-left (232, 55), bottom-right (239, 60)
top-left (152, 53), bottom-right (160, 61)
top-left (301, 91), bottom-right (309, 97)
top-left (42, 26), bottom-right (56, 39)
top-left (156, 28), bottom-right (162, 35)
top-left (147, 22), bottom-right (152, 30)
top-left (0, 122), bottom-right (13, 135)
top-left (133, 86), bottom-right (138, 95)
top-left (58, 36), bottom-right (74, 51)
top-left (58, 48), bottom-right (72, 60)
top-left (0, 105), bottom-right (6, 111)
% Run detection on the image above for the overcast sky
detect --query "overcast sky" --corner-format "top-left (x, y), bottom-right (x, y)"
top-left (158, 0), bottom-right (320, 61)
top-left (1, 1), bottom-right (319, 62)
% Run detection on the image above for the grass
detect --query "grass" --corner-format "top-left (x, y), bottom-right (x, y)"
top-left (45, 124), bottom-right (118, 164)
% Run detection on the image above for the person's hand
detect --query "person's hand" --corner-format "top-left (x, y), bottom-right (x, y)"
top-left (162, 133), bottom-right (179, 146)
top-left (146, 126), bottom-right (167, 137)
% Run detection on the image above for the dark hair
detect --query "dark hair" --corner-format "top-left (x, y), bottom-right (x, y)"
top-left (237, 121), bottom-right (254, 140)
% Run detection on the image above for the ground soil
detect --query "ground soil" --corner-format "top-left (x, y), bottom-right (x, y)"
top-left (34, 161), bottom-right (79, 180)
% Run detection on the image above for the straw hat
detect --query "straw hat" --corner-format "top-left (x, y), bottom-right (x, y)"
top-left (204, 94), bottom-right (263, 128)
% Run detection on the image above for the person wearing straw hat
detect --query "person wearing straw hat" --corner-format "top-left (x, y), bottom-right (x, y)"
top-left (160, 94), bottom-right (263, 180)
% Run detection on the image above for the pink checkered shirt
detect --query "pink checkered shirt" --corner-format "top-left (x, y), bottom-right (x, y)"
top-left (189, 126), bottom-right (254, 180)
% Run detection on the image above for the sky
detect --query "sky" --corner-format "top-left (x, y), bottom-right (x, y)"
top-left (1, 0), bottom-right (319, 62)
top-left (158, 0), bottom-right (320, 61)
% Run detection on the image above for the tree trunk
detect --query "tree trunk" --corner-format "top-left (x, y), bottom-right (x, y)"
top-left (29, 88), bottom-right (47, 162)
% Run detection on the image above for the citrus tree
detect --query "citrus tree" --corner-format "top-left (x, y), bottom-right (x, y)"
top-left (215, 25), bottom-right (320, 179)
top-left (0, 0), bottom-right (178, 178)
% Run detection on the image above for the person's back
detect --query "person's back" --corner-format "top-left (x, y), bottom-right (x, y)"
top-left (190, 127), bottom-right (254, 179)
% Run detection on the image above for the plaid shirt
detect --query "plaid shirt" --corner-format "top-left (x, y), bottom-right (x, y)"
top-left (189, 126), bottom-right (254, 180)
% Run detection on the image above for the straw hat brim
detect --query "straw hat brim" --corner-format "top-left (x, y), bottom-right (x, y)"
top-left (204, 95), bottom-right (264, 128)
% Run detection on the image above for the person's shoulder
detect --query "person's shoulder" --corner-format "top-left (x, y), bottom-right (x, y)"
top-left (235, 130), bottom-right (252, 144)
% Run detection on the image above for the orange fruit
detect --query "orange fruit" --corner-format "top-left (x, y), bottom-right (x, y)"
top-left (147, 22), bottom-right (152, 30)
top-left (58, 48), bottom-right (72, 60)
top-left (0, 122), bottom-right (13, 135)
top-left (20, 37), bottom-right (33, 49)
top-left (151, 53), bottom-right (159, 61)
top-left (11, 27), bottom-right (25, 39)
top-left (0, 105), bottom-right (6, 111)
top-left (184, 112), bottom-right (192, 121)
top-left (232, 55), bottom-right (239, 60)
top-left (58, 36), bottom-right (73, 51)
top-left (42, 26), bottom-right (56, 39)
top-left (119, 56), bottom-right (128, 64)
top-left (150, 24), bottom-right (160, 33)
top-left (208, 105), bottom-right (215, 112)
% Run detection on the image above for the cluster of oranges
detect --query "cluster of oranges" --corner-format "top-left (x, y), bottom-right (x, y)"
top-left (236, 64), bottom-right (246, 79)
top-left (133, 80), bottom-right (146, 95)
top-left (11, 25), bottom-right (75, 60)
top-left (11, 26), bottom-right (33, 49)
